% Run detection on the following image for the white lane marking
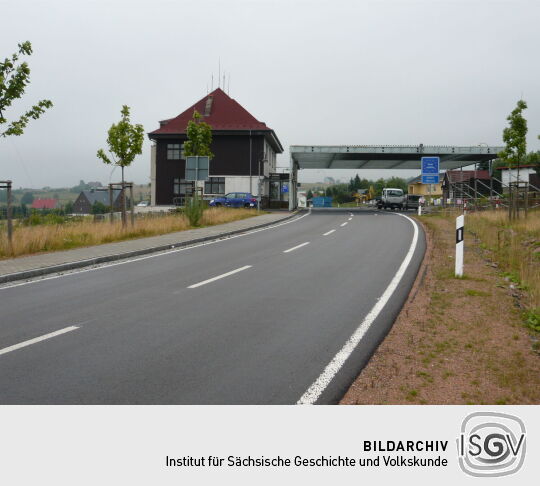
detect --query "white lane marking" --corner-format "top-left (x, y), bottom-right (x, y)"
top-left (323, 230), bottom-right (336, 236)
top-left (349, 214), bottom-right (353, 217)
top-left (0, 211), bottom-right (312, 291)
top-left (283, 242), bottom-right (310, 253)
top-left (340, 222), bottom-right (348, 227)
top-left (188, 265), bottom-right (252, 288)
top-left (297, 213), bottom-right (419, 404)
top-left (348, 217), bottom-right (352, 221)
top-left (0, 326), bottom-right (79, 357)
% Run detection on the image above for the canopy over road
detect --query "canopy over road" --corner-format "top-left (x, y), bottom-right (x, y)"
top-left (288, 144), bottom-right (503, 209)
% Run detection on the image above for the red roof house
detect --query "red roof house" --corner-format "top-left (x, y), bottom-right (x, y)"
top-left (148, 88), bottom-right (283, 206)
top-left (31, 198), bottom-right (59, 210)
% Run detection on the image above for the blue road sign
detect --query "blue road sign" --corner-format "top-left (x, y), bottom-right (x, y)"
top-left (421, 156), bottom-right (440, 184)
top-left (421, 175), bottom-right (440, 184)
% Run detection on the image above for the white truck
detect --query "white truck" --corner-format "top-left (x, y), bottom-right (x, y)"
top-left (377, 188), bottom-right (405, 210)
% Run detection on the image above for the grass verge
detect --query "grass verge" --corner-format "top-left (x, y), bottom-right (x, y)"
top-left (341, 209), bottom-right (540, 405)
top-left (0, 207), bottom-right (259, 259)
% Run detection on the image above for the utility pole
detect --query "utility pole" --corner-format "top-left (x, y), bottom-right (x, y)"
top-left (0, 180), bottom-right (13, 252)
top-left (109, 184), bottom-right (114, 224)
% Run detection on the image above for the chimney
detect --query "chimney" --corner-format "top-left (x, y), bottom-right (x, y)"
top-left (204, 95), bottom-right (213, 117)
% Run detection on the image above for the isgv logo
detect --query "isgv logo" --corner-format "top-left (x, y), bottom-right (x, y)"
top-left (457, 412), bottom-right (526, 477)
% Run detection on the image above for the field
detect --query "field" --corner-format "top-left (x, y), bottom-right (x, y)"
top-left (0, 207), bottom-right (257, 259)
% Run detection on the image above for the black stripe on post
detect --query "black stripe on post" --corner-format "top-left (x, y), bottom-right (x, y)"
top-left (456, 227), bottom-right (464, 244)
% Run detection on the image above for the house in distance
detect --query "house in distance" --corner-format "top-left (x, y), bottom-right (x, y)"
top-left (148, 88), bottom-right (285, 207)
top-left (72, 188), bottom-right (124, 215)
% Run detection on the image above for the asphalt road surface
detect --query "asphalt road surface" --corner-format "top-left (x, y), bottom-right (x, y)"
top-left (0, 209), bottom-right (425, 404)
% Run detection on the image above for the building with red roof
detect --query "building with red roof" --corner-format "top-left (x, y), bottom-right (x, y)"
top-left (31, 198), bottom-right (59, 210)
top-left (148, 88), bottom-right (283, 206)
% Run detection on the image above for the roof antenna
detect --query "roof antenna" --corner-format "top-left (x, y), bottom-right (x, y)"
top-left (211, 74), bottom-right (213, 91)
top-left (218, 58), bottom-right (221, 88)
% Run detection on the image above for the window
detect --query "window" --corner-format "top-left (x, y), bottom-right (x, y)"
top-left (204, 177), bottom-right (225, 195)
top-left (167, 144), bottom-right (184, 160)
top-left (173, 178), bottom-right (194, 195)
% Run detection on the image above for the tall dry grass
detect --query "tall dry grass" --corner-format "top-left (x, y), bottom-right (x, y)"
top-left (466, 209), bottom-right (540, 309)
top-left (0, 207), bottom-right (257, 259)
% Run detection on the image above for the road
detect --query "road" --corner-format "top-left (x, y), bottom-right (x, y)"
top-left (0, 209), bottom-right (424, 404)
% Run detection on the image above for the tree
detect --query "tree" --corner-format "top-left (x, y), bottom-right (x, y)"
top-left (91, 201), bottom-right (108, 214)
top-left (184, 110), bottom-right (213, 157)
top-left (499, 100), bottom-right (528, 166)
top-left (354, 174), bottom-right (361, 190)
top-left (0, 41), bottom-right (52, 137)
top-left (499, 100), bottom-right (528, 218)
top-left (97, 105), bottom-right (144, 226)
top-left (64, 200), bottom-right (74, 214)
top-left (20, 192), bottom-right (34, 204)
top-left (306, 189), bottom-right (313, 199)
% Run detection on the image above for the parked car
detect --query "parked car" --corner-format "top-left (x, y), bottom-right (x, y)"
top-left (404, 194), bottom-right (421, 210)
top-left (209, 192), bottom-right (258, 208)
top-left (136, 200), bottom-right (150, 207)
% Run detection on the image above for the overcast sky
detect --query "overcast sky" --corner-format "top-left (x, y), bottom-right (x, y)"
top-left (1, 0), bottom-right (539, 188)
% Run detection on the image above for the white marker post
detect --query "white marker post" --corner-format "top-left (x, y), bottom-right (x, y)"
top-left (455, 214), bottom-right (464, 277)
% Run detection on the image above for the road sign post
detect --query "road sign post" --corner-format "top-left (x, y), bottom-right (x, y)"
top-left (421, 157), bottom-right (440, 205)
top-left (455, 214), bottom-right (464, 277)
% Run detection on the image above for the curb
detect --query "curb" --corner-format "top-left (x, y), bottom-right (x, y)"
top-left (0, 211), bottom-right (301, 285)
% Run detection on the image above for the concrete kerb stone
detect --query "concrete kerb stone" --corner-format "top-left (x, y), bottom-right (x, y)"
top-left (0, 211), bottom-right (302, 285)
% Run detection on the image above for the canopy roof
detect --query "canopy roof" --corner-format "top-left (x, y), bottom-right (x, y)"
top-left (290, 145), bottom-right (503, 170)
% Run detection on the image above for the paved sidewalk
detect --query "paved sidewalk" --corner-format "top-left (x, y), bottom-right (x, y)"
top-left (0, 211), bottom-right (296, 283)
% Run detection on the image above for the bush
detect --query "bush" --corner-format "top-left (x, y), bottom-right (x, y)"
top-left (184, 195), bottom-right (206, 226)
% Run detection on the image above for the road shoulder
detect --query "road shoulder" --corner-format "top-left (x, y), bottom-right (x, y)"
top-left (341, 212), bottom-right (540, 405)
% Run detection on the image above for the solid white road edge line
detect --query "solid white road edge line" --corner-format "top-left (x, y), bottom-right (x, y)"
top-left (0, 326), bottom-right (79, 357)
top-left (340, 222), bottom-right (348, 227)
top-left (283, 242), bottom-right (310, 253)
top-left (297, 213), bottom-right (419, 404)
top-left (0, 211), bottom-right (312, 291)
top-left (188, 265), bottom-right (252, 288)
top-left (323, 230), bottom-right (336, 236)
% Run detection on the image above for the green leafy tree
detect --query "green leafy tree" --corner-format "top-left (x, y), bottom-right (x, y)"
top-left (64, 200), bottom-right (74, 214)
top-left (184, 110), bottom-right (214, 157)
top-left (0, 41), bottom-right (52, 137)
top-left (20, 192), bottom-right (34, 204)
top-left (306, 189), bottom-right (313, 199)
top-left (354, 174), bottom-right (361, 190)
top-left (91, 201), bottom-right (109, 214)
top-left (97, 105), bottom-right (144, 226)
top-left (385, 176), bottom-right (408, 193)
top-left (499, 100), bottom-right (528, 167)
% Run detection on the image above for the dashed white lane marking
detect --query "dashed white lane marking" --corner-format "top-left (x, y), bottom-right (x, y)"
top-left (348, 217), bottom-right (352, 221)
top-left (188, 265), bottom-right (252, 288)
top-left (0, 211), bottom-right (312, 291)
top-left (0, 326), bottom-right (79, 357)
top-left (297, 213), bottom-right (419, 404)
top-left (340, 222), bottom-right (348, 227)
top-left (283, 242), bottom-right (310, 253)
top-left (323, 230), bottom-right (336, 236)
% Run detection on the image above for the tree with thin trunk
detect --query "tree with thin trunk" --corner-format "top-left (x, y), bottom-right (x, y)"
top-left (498, 100), bottom-right (528, 219)
top-left (97, 105), bottom-right (144, 226)
top-left (183, 110), bottom-right (213, 157)
top-left (0, 41), bottom-right (52, 137)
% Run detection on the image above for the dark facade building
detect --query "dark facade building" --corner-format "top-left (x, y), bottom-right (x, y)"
top-left (73, 188), bottom-right (124, 214)
top-left (442, 170), bottom-right (493, 201)
top-left (148, 88), bottom-right (284, 206)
